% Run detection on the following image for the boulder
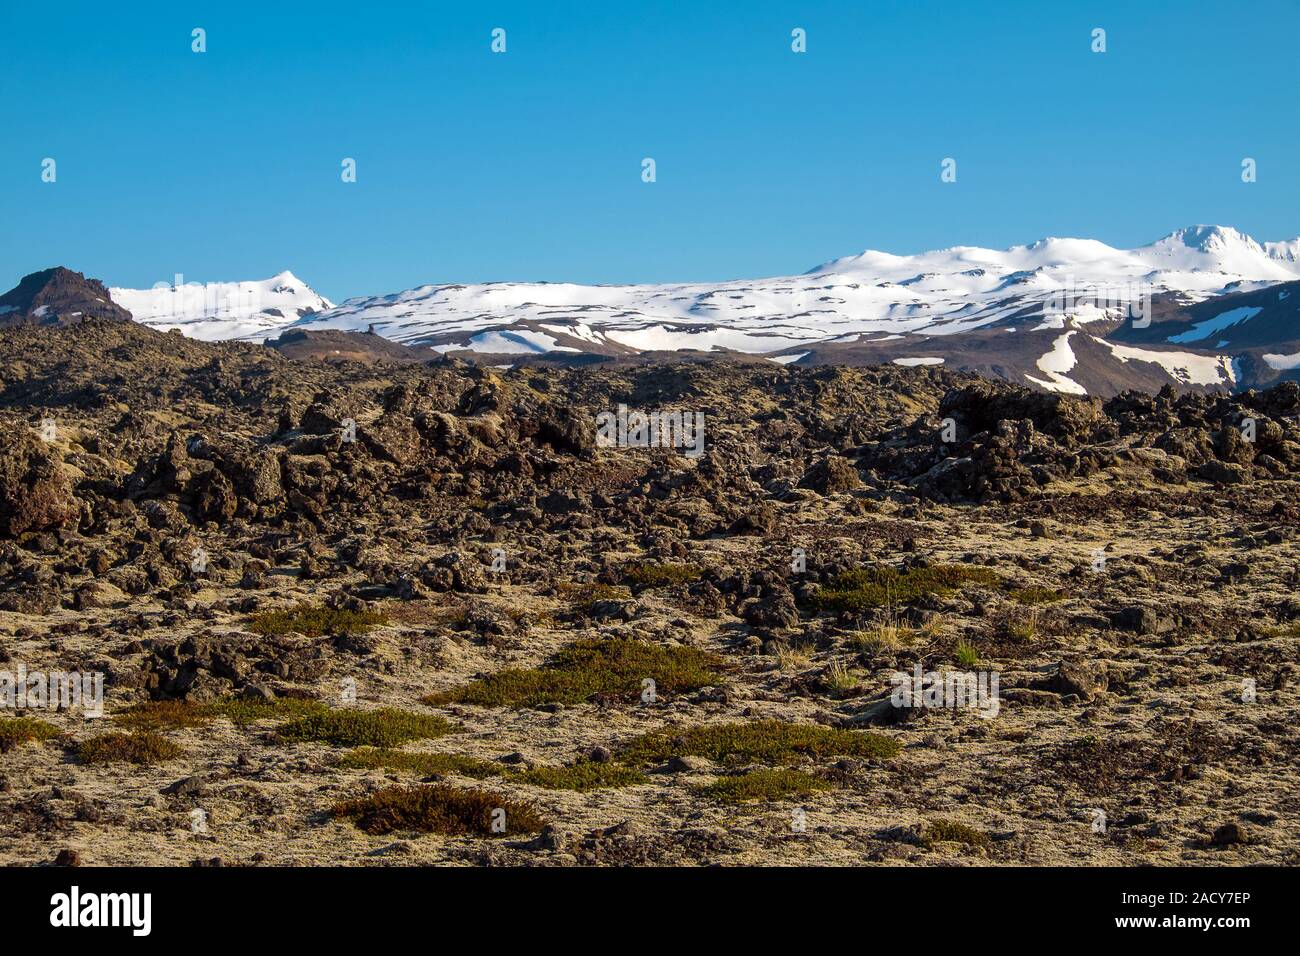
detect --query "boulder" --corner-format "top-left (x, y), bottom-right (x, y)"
top-left (0, 430), bottom-right (76, 537)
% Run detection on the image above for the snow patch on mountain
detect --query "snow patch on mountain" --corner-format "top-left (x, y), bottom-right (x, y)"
top-left (461, 329), bottom-right (580, 354)
top-left (1167, 306), bottom-right (1264, 344)
top-left (1098, 339), bottom-right (1237, 386)
top-left (1025, 330), bottom-right (1088, 394)
top-left (1262, 350), bottom-right (1300, 371)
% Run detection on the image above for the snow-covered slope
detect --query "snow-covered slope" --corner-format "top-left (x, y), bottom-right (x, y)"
top-left (110, 271), bottom-right (333, 341)
top-left (289, 225), bottom-right (1300, 355)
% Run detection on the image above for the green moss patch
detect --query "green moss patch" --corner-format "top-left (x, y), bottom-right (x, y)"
top-left (114, 700), bottom-right (212, 731)
top-left (207, 697), bottom-right (330, 726)
top-left (248, 602), bottom-right (388, 637)
top-left (809, 564), bottom-right (1001, 613)
top-left (516, 760), bottom-right (650, 791)
top-left (555, 582), bottom-right (632, 608)
top-left (699, 768), bottom-right (833, 803)
top-left (336, 747), bottom-right (504, 779)
top-left (618, 719), bottom-right (900, 767)
top-left (621, 562), bottom-right (703, 588)
top-left (114, 696), bottom-right (326, 730)
top-left (0, 716), bottom-right (60, 753)
top-left (276, 707), bottom-right (457, 748)
top-left (424, 638), bottom-right (725, 708)
top-left (114, 698), bottom-right (445, 747)
top-left (1007, 586), bottom-right (1065, 605)
top-left (926, 818), bottom-right (992, 850)
top-left (76, 731), bottom-right (184, 765)
top-left (331, 784), bottom-right (545, 836)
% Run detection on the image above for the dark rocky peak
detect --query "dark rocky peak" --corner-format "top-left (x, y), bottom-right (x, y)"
top-left (0, 266), bottom-right (133, 327)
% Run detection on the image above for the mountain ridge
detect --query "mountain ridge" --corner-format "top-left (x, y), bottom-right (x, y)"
top-left (11, 224), bottom-right (1300, 397)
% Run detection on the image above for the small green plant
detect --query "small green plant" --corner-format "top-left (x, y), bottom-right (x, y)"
top-left (850, 625), bottom-right (913, 655)
top-left (0, 716), bottom-right (59, 753)
top-left (699, 768), bottom-right (832, 803)
top-left (953, 640), bottom-right (980, 669)
top-left (515, 760), bottom-right (650, 791)
top-left (620, 562), bottom-right (703, 588)
top-left (1006, 607), bottom-right (1042, 642)
top-left (248, 602), bottom-right (388, 638)
top-left (331, 785), bottom-right (545, 836)
top-left (424, 638), bottom-right (724, 708)
top-left (775, 642), bottom-right (815, 672)
top-left (822, 660), bottom-right (861, 692)
top-left (76, 731), bottom-right (184, 765)
top-left (336, 747), bottom-right (504, 779)
top-left (810, 564), bottom-right (1001, 613)
top-left (276, 707), bottom-right (457, 748)
top-left (926, 818), bottom-right (992, 850)
top-left (618, 720), bottom-right (900, 767)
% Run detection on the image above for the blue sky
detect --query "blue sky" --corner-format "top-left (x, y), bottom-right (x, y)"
top-left (1, 0), bottom-right (1296, 301)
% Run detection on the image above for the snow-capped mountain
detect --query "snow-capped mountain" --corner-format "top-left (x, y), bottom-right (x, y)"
top-left (1264, 238), bottom-right (1300, 267)
top-left (109, 271), bottom-right (333, 341)
top-left (809, 225), bottom-right (1300, 284)
top-left (283, 226), bottom-right (1300, 363)
top-left (89, 225), bottom-right (1300, 396)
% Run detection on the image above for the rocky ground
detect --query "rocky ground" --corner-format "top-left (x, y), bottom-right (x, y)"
top-left (0, 319), bottom-right (1296, 867)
